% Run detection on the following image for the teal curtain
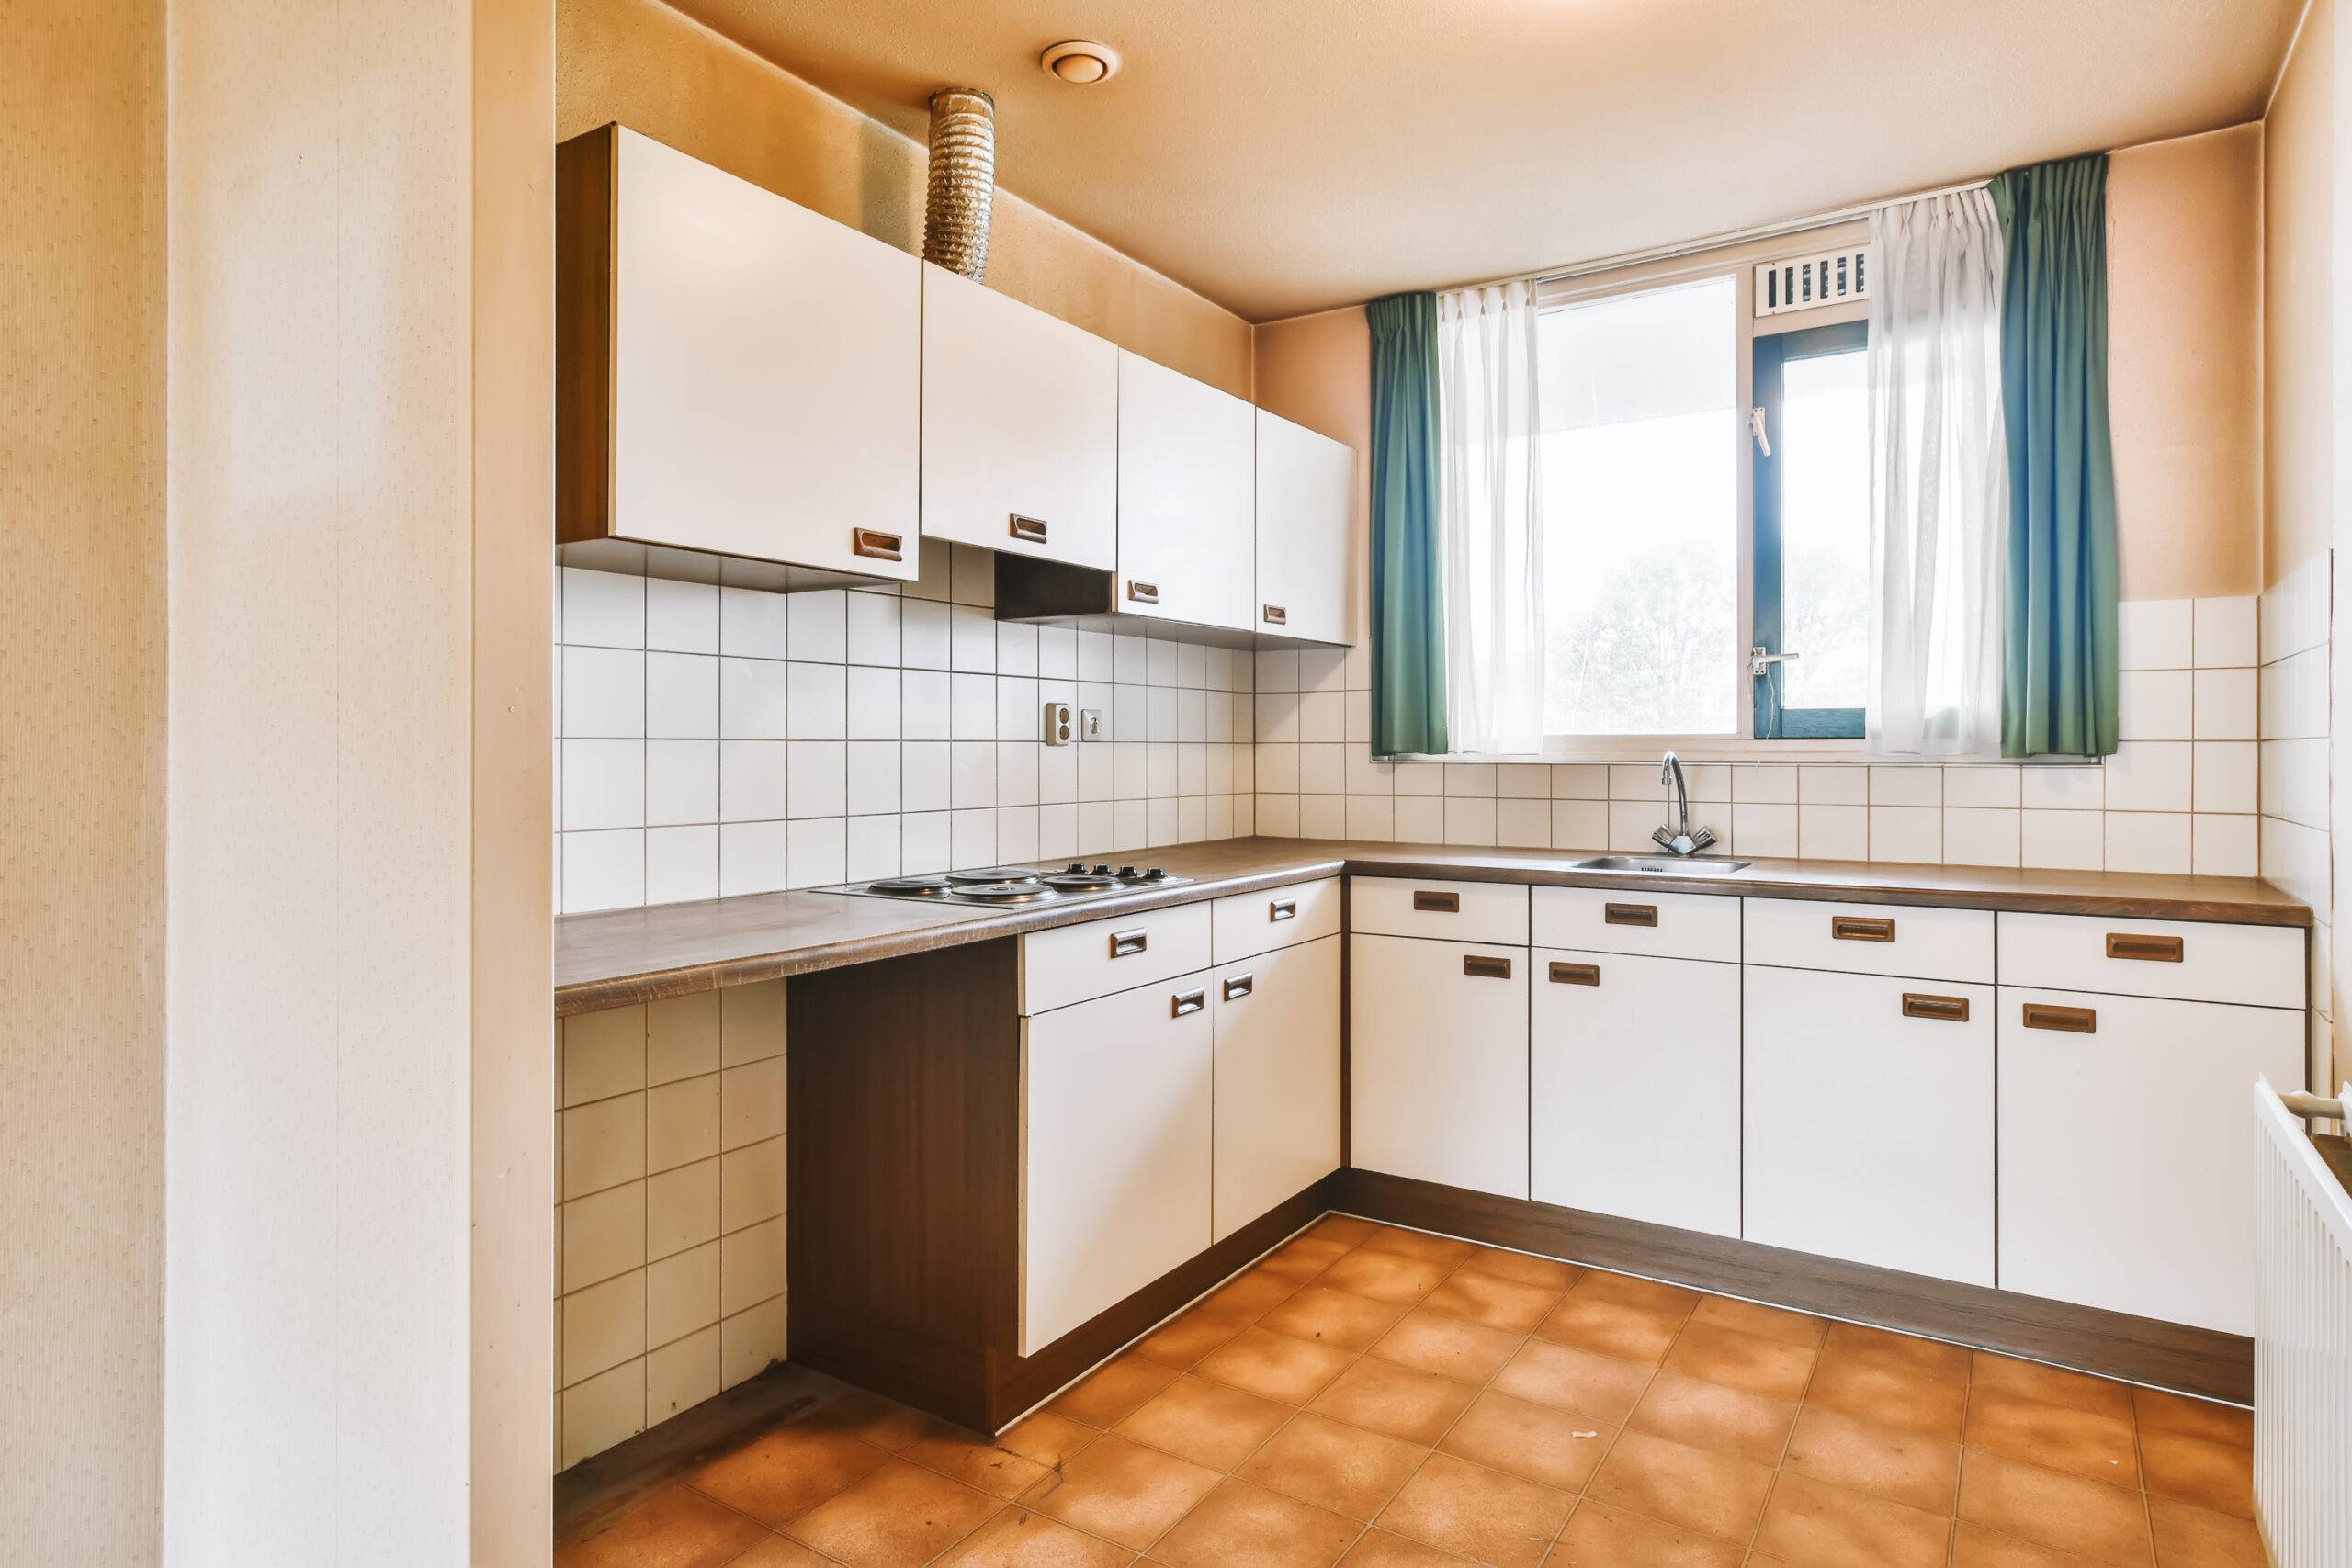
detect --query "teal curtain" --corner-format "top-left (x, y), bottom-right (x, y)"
top-left (1367, 292), bottom-right (1448, 756)
top-left (1991, 153), bottom-right (2120, 758)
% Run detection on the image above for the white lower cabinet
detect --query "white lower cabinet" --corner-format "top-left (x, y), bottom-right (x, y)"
top-left (1213, 935), bottom-right (1342, 1241)
top-left (1996, 985), bottom-right (2303, 1336)
top-left (1350, 934), bottom-right (1531, 1199)
top-left (1531, 949), bottom-right (1741, 1236)
top-left (1744, 965), bottom-right (1996, 1285)
top-left (1022, 970), bottom-right (1215, 1355)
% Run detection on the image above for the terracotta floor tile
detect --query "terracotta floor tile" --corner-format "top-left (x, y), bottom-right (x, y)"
top-left (901, 1423), bottom-right (1057, 1500)
top-left (1781, 1404), bottom-right (1961, 1516)
top-left (1114, 1374), bottom-right (1295, 1472)
top-left (1567, 1270), bottom-right (1700, 1316)
top-left (1369, 1307), bottom-right (1525, 1383)
top-left (1421, 1269), bottom-right (1563, 1335)
top-left (1544, 1497), bottom-right (1742, 1567)
top-left (1457, 1246), bottom-right (1581, 1292)
top-left (1750, 1470), bottom-right (1951, 1568)
top-left (1583, 1429), bottom-right (1774, 1544)
top-left (2131, 1387), bottom-right (2252, 1450)
top-left (1374, 1452), bottom-right (1573, 1568)
top-left (1318, 1249), bottom-right (1453, 1305)
top-left (1023, 1434), bottom-right (1224, 1551)
top-left (2146, 1494), bottom-right (2267, 1566)
top-left (784, 1458), bottom-right (1003, 1568)
top-left (1489, 1339), bottom-right (1656, 1426)
top-left (937, 1506), bottom-right (1135, 1568)
top-left (995, 1412), bottom-right (1101, 1471)
top-left (1623, 1369), bottom-right (1798, 1466)
top-left (1803, 1352), bottom-right (1969, 1441)
top-left (1050, 1354), bottom-right (1187, 1428)
top-left (554, 1483), bottom-right (772, 1568)
top-left (1310, 1215), bottom-right (1382, 1247)
top-left (1659, 1322), bottom-right (1816, 1401)
top-left (1532, 1293), bottom-right (1685, 1365)
top-left (686, 1422), bottom-right (894, 1529)
top-left (1195, 1325), bottom-right (1358, 1404)
top-left (1970, 1353), bottom-right (2133, 1423)
top-left (1261, 1234), bottom-right (1363, 1283)
top-left (1950, 1520), bottom-right (2114, 1566)
top-left (1963, 1389), bottom-right (2140, 1489)
top-left (1337, 1528), bottom-right (1475, 1567)
top-left (1239, 1411), bottom-right (1430, 1519)
top-left (1260, 1285), bottom-right (1410, 1353)
top-left (1685, 1294), bottom-right (1826, 1349)
top-left (798, 1388), bottom-right (947, 1452)
top-left (1198, 1267), bottom-right (1304, 1325)
top-left (1956, 1450), bottom-right (2154, 1564)
top-left (723, 1539), bottom-right (837, 1568)
top-left (2137, 1427), bottom-right (2255, 1517)
top-left (1438, 1389), bottom-right (1614, 1492)
top-left (1308, 1358), bottom-right (1482, 1446)
top-left (1359, 1226), bottom-right (1477, 1268)
top-left (1151, 1477), bottom-right (1364, 1568)
top-left (1134, 1309), bottom-right (1249, 1371)
top-left (1819, 1321), bottom-right (1973, 1383)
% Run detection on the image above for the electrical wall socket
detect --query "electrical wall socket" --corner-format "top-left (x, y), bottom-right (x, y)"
top-left (1043, 701), bottom-right (1074, 746)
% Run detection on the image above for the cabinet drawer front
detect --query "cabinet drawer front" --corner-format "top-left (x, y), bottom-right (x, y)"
top-left (1997, 911), bottom-right (2302, 1008)
top-left (1531, 886), bottom-right (1740, 963)
top-left (1020, 902), bottom-right (1214, 1015)
top-left (1348, 876), bottom-right (1528, 945)
top-left (1744, 897), bottom-right (1992, 983)
top-left (1213, 876), bottom-right (1342, 964)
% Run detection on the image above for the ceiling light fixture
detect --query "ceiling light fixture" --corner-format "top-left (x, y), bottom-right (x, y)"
top-left (1040, 40), bottom-right (1120, 85)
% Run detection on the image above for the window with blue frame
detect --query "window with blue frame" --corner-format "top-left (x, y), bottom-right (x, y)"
top-left (1750, 321), bottom-right (1870, 739)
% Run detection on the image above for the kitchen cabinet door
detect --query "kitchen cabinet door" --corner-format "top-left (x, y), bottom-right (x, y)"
top-left (1022, 971), bottom-right (1215, 1355)
top-left (1254, 409), bottom-right (1355, 644)
top-left (1532, 949), bottom-right (1740, 1236)
top-left (1998, 986), bottom-right (2303, 1335)
top-left (922, 263), bottom-right (1118, 570)
top-left (1214, 935), bottom-right (1341, 1241)
top-left (1350, 934), bottom-right (1530, 1199)
top-left (1118, 352), bottom-right (1256, 631)
top-left (1744, 965), bottom-right (1995, 1285)
top-left (560, 125), bottom-right (922, 580)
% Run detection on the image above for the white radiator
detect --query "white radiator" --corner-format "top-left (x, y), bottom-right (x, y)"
top-left (2253, 1076), bottom-right (2352, 1566)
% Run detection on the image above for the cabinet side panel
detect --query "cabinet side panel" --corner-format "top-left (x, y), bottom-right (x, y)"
top-left (555, 126), bottom-right (615, 544)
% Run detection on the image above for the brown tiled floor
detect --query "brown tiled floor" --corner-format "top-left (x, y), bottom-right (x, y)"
top-left (555, 1216), bottom-right (2266, 1567)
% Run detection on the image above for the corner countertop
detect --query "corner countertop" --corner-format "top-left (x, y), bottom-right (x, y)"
top-left (553, 838), bottom-right (2312, 1016)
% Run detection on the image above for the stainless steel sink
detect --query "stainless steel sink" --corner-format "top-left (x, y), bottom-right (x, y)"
top-left (1567, 855), bottom-right (1752, 875)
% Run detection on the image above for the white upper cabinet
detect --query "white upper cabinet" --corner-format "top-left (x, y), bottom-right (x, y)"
top-left (921, 263), bottom-right (1119, 570)
top-left (1254, 409), bottom-right (1356, 644)
top-left (559, 125), bottom-right (921, 581)
top-left (1116, 352), bottom-right (1256, 630)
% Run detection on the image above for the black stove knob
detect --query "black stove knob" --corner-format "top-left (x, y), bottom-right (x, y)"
top-left (1118, 865), bottom-right (1140, 879)
top-left (1091, 863), bottom-right (1113, 876)
top-left (1144, 866), bottom-right (1167, 880)
top-left (1065, 863), bottom-right (1088, 874)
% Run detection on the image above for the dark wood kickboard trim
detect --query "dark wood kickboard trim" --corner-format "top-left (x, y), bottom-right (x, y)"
top-left (1333, 1168), bottom-right (2253, 1404)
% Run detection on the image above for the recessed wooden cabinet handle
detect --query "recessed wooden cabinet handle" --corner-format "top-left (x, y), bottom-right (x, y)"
top-left (1833, 916), bottom-right (1896, 942)
top-left (2106, 932), bottom-right (2184, 963)
top-left (1902, 992), bottom-right (1970, 1022)
top-left (1604, 902), bottom-right (1658, 928)
top-left (1463, 954), bottom-right (1513, 980)
top-left (1549, 961), bottom-right (1601, 987)
top-left (1126, 580), bottom-right (1160, 604)
top-left (1223, 973), bottom-right (1254, 1001)
top-left (2022, 1002), bottom-right (2097, 1033)
top-left (1008, 514), bottom-right (1049, 543)
top-left (1170, 987), bottom-right (1205, 1017)
top-left (1413, 890), bottom-right (1460, 913)
top-left (1262, 604), bottom-right (1288, 626)
top-left (850, 528), bottom-right (903, 562)
top-left (1108, 928), bottom-right (1148, 958)
top-left (1269, 897), bottom-right (1298, 921)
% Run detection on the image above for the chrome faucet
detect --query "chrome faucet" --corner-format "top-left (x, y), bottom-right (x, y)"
top-left (1652, 751), bottom-right (1717, 857)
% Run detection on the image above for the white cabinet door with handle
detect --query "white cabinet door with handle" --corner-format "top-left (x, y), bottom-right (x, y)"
top-left (1117, 351), bottom-right (1255, 631)
top-left (1254, 408), bottom-right (1355, 644)
top-left (1532, 949), bottom-right (1740, 1236)
top-left (1021, 970), bottom-right (1214, 1355)
top-left (1349, 934), bottom-right (1530, 1199)
top-left (1212, 936), bottom-right (1341, 1241)
top-left (1744, 965), bottom-right (1995, 1285)
top-left (921, 263), bottom-right (1118, 570)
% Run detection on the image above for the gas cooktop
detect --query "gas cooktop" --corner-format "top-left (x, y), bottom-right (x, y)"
top-left (821, 863), bottom-right (1194, 907)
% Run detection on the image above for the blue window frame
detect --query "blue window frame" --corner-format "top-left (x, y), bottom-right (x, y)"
top-left (1751, 320), bottom-right (1868, 739)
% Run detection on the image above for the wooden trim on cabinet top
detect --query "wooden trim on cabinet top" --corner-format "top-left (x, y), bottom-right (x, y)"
top-left (554, 124), bottom-right (616, 545)
top-left (1331, 1168), bottom-right (2254, 1404)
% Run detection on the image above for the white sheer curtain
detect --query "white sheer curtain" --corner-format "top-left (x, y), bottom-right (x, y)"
top-left (1866, 191), bottom-right (2009, 757)
top-left (1436, 280), bottom-right (1546, 754)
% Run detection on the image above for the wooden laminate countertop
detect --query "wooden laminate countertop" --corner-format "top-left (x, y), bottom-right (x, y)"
top-left (553, 838), bottom-right (2312, 1016)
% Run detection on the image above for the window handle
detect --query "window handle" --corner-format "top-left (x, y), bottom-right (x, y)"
top-left (1749, 406), bottom-right (1772, 456)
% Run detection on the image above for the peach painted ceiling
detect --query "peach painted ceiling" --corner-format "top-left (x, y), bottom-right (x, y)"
top-left (667, 0), bottom-right (2303, 321)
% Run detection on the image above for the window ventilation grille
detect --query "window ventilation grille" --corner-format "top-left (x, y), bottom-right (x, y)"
top-left (1754, 246), bottom-right (1871, 318)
